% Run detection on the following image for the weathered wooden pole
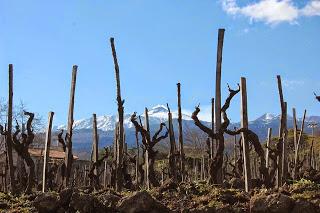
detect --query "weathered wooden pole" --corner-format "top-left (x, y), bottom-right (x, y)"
top-left (265, 128), bottom-right (272, 169)
top-left (64, 65), bottom-right (77, 187)
top-left (92, 114), bottom-right (99, 176)
top-left (281, 102), bottom-right (288, 181)
top-left (233, 126), bottom-right (237, 165)
top-left (308, 123), bottom-right (318, 169)
top-left (135, 127), bottom-right (139, 184)
top-left (6, 64), bottom-right (16, 194)
top-left (84, 165), bottom-right (87, 186)
top-left (240, 77), bottom-right (251, 192)
top-left (292, 108), bottom-right (298, 151)
top-left (309, 139), bottom-right (314, 169)
top-left (193, 158), bottom-right (196, 181)
top-left (110, 38), bottom-right (125, 191)
top-left (276, 75), bottom-right (285, 187)
top-left (253, 157), bottom-right (257, 179)
top-left (144, 107), bottom-right (150, 189)
top-left (177, 83), bottom-right (185, 182)
top-left (167, 104), bottom-right (177, 180)
top-left (293, 110), bottom-right (307, 178)
top-left (200, 155), bottom-right (204, 180)
top-left (161, 163), bottom-right (164, 184)
top-left (215, 29), bottom-right (225, 184)
top-left (42, 111), bottom-right (54, 192)
top-left (113, 122), bottom-right (119, 164)
top-left (211, 98), bottom-right (215, 159)
top-left (104, 160), bottom-right (107, 188)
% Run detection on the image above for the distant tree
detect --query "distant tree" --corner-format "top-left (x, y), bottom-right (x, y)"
top-left (183, 123), bottom-right (208, 157)
top-left (0, 98), bottom-right (44, 132)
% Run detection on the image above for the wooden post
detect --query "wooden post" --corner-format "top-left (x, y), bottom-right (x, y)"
top-left (292, 108), bottom-right (298, 151)
top-left (64, 65), bottom-right (77, 187)
top-left (240, 77), bottom-right (251, 192)
top-left (233, 127), bottom-right (237, 165)
top-left (112, 122), bottom-right (119, 189)
top-left (113, 122), bottom-right (119, 164)
top-left (211, 98), bottom-right (215, 159)
top-left (135, 127), bottom-right (139, 184)
top-left (265, 128), bottom-right (272, 169)
top-left (294, 110), bottom-right (307, 178)
top-left (177, 83), bottom-right (185, 182)
top-left (92, 114), bottom-right (99, 175)
top-left (215, 29), bottom-right (225, 184)
top-left (281, 102), bottom-right (288, 181)
top-left (253, 157), bottom-right (257, 179)
top-left (232, 126), bottom-right (238, 176)
top-left (161, 163), bottom-right (164, 184)
top-left (124, 142), bottom-right (127, 154)
top-left (276, 75), bottom-right (285, 187)
top-left (104, 161), bottom-right (107, 188)
top-left (110, 38), bottom-right (124, 191)
top-left (42, 111), bottom-right (54, 192)
top-left (6, 64), bottom-right (16, 194)
top-left (144, 108), bottom-right (150, 189)
top-left (193, 158), bottom-right (198, 181)
top-left (84, 165), bottom-right (87, 186)
top-left (309, 139), bottom-right (314, 169)
top-left (167, 105), bottom-right (177, 180)
top-left (201, 155), bottom-right (204, 180)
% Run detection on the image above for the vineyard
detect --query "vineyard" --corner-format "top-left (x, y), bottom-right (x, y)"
top-left (0, 29), bottom-right (320, 213)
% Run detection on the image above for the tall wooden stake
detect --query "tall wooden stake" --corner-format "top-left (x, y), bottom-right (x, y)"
top-left (294, 110), bottom-right (307, 178)
top-left (167, 104), bottom-right (177, 180)
top-left (265, 128), bottom-right (272, 169)
top-left (292, 108), bottom-right (298, 151)
top-left (84, 165), bottom-right (87, 186)
top-left (233, 127), bottom-right (237, 166)
top-left (240, 77), bottom-right (251, 192)
top-left (276, 75), bottom-right (285, 187)
top-left (281, 102), bottom-right (288, 181)
top-left (92, 114), bottom-right (99, 175)
top-left (6, 64), bottom-right (16, 194)
top-left (211, 98), bottom-right (215, 159)
top-left (42, 111), bottom-right (54, 192)
top-left (177, 83), bottom-right (185, 182)
top-left (144, 107), bottom-right (150, 189)
top-left (215, 28), bottom-right (225, 184)
top-left (110, 38), bottom-right (125, 191)
top-left (113, 122), bottom-right (119, 165)
top-left (64, 65), bottom-right (77, 187)
top-left (135, 127), bottom-right (139, 184)
top-left (104, 161), bottom-right (107, 188)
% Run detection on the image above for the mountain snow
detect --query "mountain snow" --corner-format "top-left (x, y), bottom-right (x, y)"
top-left (57, 104), bottom-right (319, 132)
top-left (57, 105), bottom-right (192, 131)
top-left (255, 113), bottom-right (278, 123)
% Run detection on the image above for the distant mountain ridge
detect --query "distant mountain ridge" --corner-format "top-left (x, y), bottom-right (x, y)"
top-left (55, 105), bottom-right (319, 159)
top-left (57, 105), bottom-right (319, 133)
top-left (56, 105), bottom-right (192, 131)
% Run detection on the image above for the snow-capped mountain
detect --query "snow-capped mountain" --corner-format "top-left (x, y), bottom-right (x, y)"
top-left (57, 105), bottom-right (319, 135)
top-left (254, 113), bottom-right (278, 123)
top-left (57, 105), bottom-right (192, 131)
top-left (57, 105), bottom-right (319, 159)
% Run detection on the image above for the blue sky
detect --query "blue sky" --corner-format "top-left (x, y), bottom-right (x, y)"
top-left (0, 0), bottom-right (319, 126)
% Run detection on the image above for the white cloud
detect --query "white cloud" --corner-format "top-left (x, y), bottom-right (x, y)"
top-left (301, 0), bottom-right (320, 16)
top-left (221, 0), bottom-right (320, 25)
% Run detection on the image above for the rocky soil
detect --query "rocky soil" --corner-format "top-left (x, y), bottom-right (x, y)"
top-left (1, 179), bottom-right (320, 213)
